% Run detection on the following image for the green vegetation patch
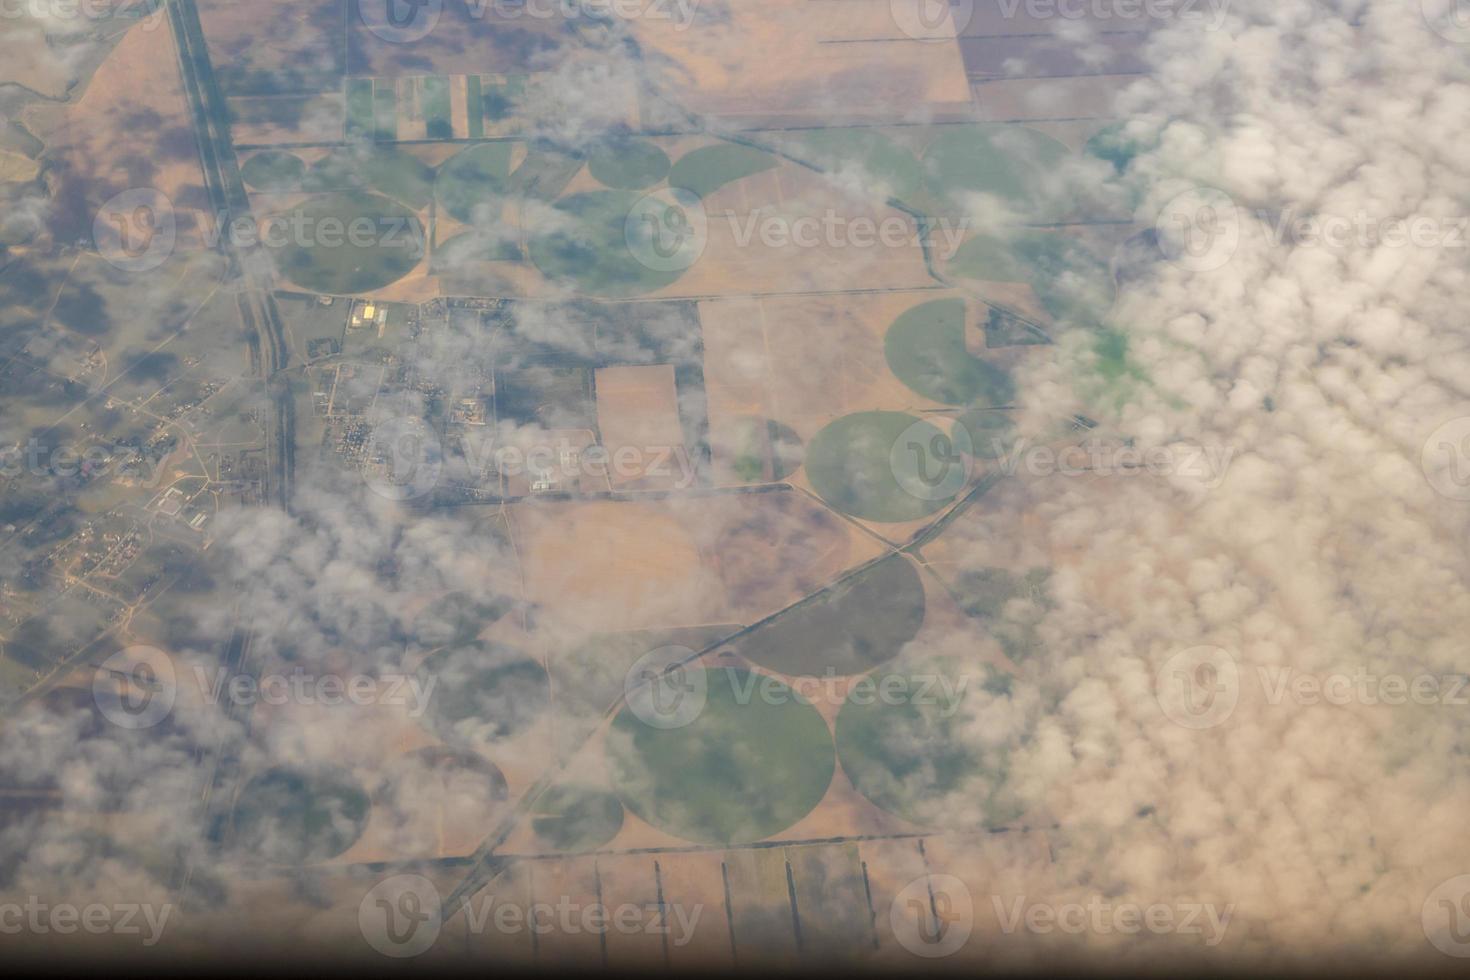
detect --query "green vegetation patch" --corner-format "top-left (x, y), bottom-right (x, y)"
top-left (588, 137), bottom-right (670, 190)
top-left (668, 142), bottom-right (778, 198)
top-left (436, 142), bottom-right (517, 224)
top-left (265, 191), bottom-right (424, 294)
top-left (527, 190), bottom-right (689, 298)
top-left (735, 555), bottom-right (925, 677)
top-left (373, 79), bottom-right (397, 142)
top-left (922, 124), bottom-right (1071, 221)
top-left (835, 658), bottom-right (1022, 829)
top-left (230, 766), bottom-right (370, 864)
top-left (608, 667), bottom-right (835, 844)
top-left (805, 411), bottom-right (956, 523)
top-left (417, 643), bottom-right (550, 746)
top-left (240, 151), bottom-right (306, 192)
top-left (529, 785), bottom-right (625, 852)
top-left (345, 78), bottom-right (374, 140)
top-left (782, 128), bottom-right (923, 201)
top-left (942, 566), bottom-right (1050, 663)
top-left (431, 230), bottom-right (523, 272)
top-left (307, 147), bottom-right (436, 209)
top-left (729, 417), bottom-right (804, 482)
top-left (947, 231), bottom-right (1114, 326)
top-left (420, 75), bottom-right (453, 139)
top-left (884, 298), bottom-right (1014, 406)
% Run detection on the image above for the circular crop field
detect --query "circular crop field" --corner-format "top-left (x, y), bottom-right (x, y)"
top-left (835, 661), bottom-right (1022, 830)
top-left (265, 191), bottom-right (424, 294)
top-left (607, 666), bottom-right (835, 844)
top-left (885, 298), bottom-right (1014, 406)
top-left (946, 231), bottom-right (1114, 325)
top-left (588, 137), bottom-right (670, 190)
top-left (416, 643), bottom-right (549, 747)
top-left (305, 147), bottom-right (436, 209)
top-left (923, 124), bottom-right (1072, 221)
top-left (736, 555), bottom-right (925, 677)
top-left (529, 784), bottom-right (625, 851)
top-left (805, 411), bottom-right (959, 523)
top-left (436, 142), bottom-right (516, 224)
top-left (230, 766), bottom-right (370, 864)
top-left (527, 190), bottom-right (689, 297)
top-left (240, 151), bottom-right (305, 192)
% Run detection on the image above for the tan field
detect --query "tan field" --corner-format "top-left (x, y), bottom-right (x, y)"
top-left (593, 365), bottom-right (686, 491)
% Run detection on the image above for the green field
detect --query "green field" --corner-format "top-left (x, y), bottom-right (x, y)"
top-left (419, 75), bottom-right (452, 139)
top-left (922, 124), bottom-right (1072, 221)
top-left (436, 142), bottom-right (516, 224)
top-left (781, 128), bottom-right (923, 201)
top-left (884, 298), bottom-right (1015, 406)
top-left (735, 555), bottom-right (925, 677)
top-left (240, 151), bottom-right (305, 192)
top-left (416, 643), bottom-right (549, 746)
top-left (946, 230), bottom-right (1114, 326)
top-left (588, 137), bottom-right (670, 190)
top-left (729, 417), bottom-right (804, 482)
top-left (805, 411), bottom-right (958, 523)
top-left (465, 75), bottom-right (485, 139)
top-left (954, 407), bottom-right (1016, 460)
top-left (527, 190), bottom-right (690, 297)
top-left (608, 666), bottom-right (835, 843)
top-left (265, 191), bottom-right (424, 294)
top-left (229, 767), bottom-right (370, 864)
top-left (345, 78), bottom-right (373, 140)
top-left (307, 147), bottom-right (436, 209)
top-left (528, 784), bottom-right (625, 852)
top-left (373, 79), bottom-right (397, 142)
top-left (668, 142), bottom-right (778, 198)
top-left (835, 658), bottom-right (1022, 829)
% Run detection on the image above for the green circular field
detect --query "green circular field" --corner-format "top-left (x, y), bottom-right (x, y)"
top-left (736, 555), bottom-right (926, 677)
top-left (530, 784), bottom-right (625, 851)
top-left (946, 231), bottom-right (1114, 325)
top-left (667, 143), bottom-right (778, 198)
top-left (527, 190), bottom-right (689, 297)
top-left (266, 191), bottom-right (424, 294)
top-left (305, 147), bottom-right (436, 209)
top-left (885, 298), bottom-right (1014, 406)
top-left (240, 151), bottom-right (305, 192)
top-left (436, 142), bottom-right (516, 224)
top-left (783, 128), bottom-right (923, 201)
top-left (417, 643), bottom-right (549, 746)
top-left (588, 137), bottom-right (670, 190)
top-left (230, 766), bottom-right (370, 864)
top-left (431, 230), bottom-right (522, 273)
top-left (608, 667), bottom-right (835, 844)
top-left (835, 661), bottom-right (1022, 830)
top-left (923, 125), bottom-right (1072, 221)
top-left (806, 411), bottom-right (958, 523)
